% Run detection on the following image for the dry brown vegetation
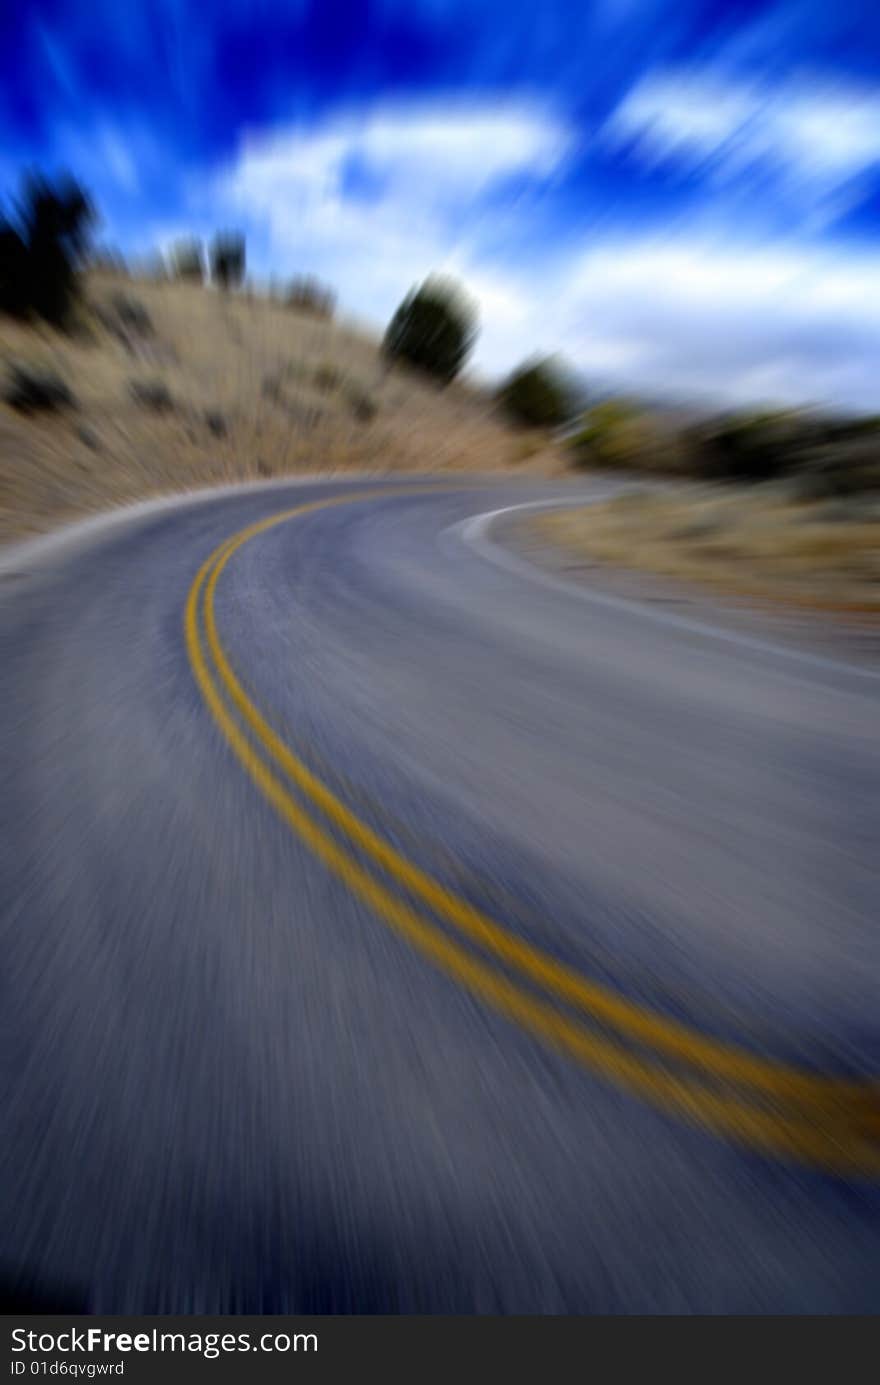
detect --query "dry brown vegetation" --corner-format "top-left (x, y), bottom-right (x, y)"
top-left (0, 270), bottom-right (563, 543)
top-left (532, 488), bottom-right (880, 613)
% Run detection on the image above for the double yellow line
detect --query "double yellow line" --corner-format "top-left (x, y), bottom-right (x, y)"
top-left (185, 490), bottom-right (880, 1174)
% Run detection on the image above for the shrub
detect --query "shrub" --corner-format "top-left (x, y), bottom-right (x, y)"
top-left (346, 385), bottom-right (377, 423)
top-left (138, 253), bottom-right (168, 281)
top-left (76, 423), bottom-right (100, 450)
top-left (0, 173), bottom-right (94, 326)
top-left (96, 291), bottom-right (153, 346)
top-left (313, 361), bottom-right (342, 392)
top-left (382, 275), bottom-right (477, 385)
top-left (5, 363), bottom-right (75, 413)
top-left (167, 237), bottom-right (205, 283)
top-left (261, 373), bottom-right (283, 402)
top-left (569, 400), bottom-right (655, 469)
top-left (204, 409), bottom-right (228, 437)
top-left (684, 410), bottom-right (826, 483)
top-left (789, 438), bottom-right (880, 501)
top-left (499, 357), bottom-right (577, 428)
top-left (563, 397), bottom-right (880, 492)
top-left (286, 275), bottom-right (335, 318)
top-left (129, 378), bottom-right (174, 412)
top-left (210, 232), bottom-right (245, 290)
top-left (110, 292), bottom-right (152, 334)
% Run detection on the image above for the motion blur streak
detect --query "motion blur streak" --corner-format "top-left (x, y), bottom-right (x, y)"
top-left (186, 493), bottom-right (880, 1175)
top-left (3, 478), bottom-right (880, 1313)
top-left (5, 0), bottom-right (880, 1322)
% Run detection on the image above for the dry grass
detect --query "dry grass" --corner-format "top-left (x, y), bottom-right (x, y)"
top-left (0, 271), bottom-right (563, 542)
top-left (532, 488), bottom-right (880, 613)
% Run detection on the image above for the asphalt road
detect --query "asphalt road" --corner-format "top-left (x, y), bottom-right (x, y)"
top-left (1, 476), bottom-right (879, 1313)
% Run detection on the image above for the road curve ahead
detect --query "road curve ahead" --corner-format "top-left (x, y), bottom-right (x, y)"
top-left (1, 477), bottom-right (879, 1313)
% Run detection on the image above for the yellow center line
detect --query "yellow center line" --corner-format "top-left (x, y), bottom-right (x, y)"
top-left (184, 490), bottom-right (880, 1173)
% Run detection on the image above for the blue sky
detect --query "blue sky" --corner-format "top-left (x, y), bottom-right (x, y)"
top-left (4, 0), bottom-right (880, 409)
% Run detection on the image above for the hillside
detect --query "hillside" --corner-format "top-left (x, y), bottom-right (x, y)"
top-left (0, 271), bottom-right (563, 543)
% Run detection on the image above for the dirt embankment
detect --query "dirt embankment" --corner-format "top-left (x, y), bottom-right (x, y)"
top-left (0, 272), bottom-right (563, 543)
top-left (530, 486), bottom-right (880, 614)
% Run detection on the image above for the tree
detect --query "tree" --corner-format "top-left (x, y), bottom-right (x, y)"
top-left (210, 231), bottom-right (245, 290)
top-left (168, 237), bottom-right (205, 283)
top-left (689, 410), bottom-right (817, 483)
top-left (382, 275), bottom-right (477, 384)
top-left (20, 174), bottom-right (94, 324)
top-left (499, 358), bottom-right (577, 429)
top-left (0, 222), bottom-right (29, 317)
top-left (0, 173), bottom-right (94, 325)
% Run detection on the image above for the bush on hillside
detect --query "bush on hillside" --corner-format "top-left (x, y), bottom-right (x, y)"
top-left (499, 357), bottom-right (577, 428)
top-left (261, 372), bottom-right (283, 402)
top-left (204, 409), bottom-right (228, 437)
top-left (382, 276), bottom-right (477, 385)
top-left (168, 237), bottom-right (205, 283)
top-left (575, 403), bottom-right (880, 494)
top-left (788, 437), bottom-right (880, 500)
top-left (110, 292), bottom-right (152, 334)
top-left (313, 361), bottom-right (342, 392)
top-left (76, 423), bottom-right (100, 450)
top-left (138, 253), bottom-right (168, 281)
top-left (210, 231), bottom-right (245, 290)
top-left (569, 400), bottom-right (656, 469)
top-left (286, 275), bottom-right (335, 318)
top-left (0, 173), bottom-right (94, 326)
top-left (5, 363), bottom-right (75, 413)
top-left (684, 410), bottom-right (819, 483)
top-left (129, 378), bottom-right (174, 412)
top-left (95, 291), bottom-right (153, 348)
top-left (346, 384), bottom-right (378, 422)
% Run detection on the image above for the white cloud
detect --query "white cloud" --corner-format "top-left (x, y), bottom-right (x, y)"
top-left (605, 69), bottom-right (880, 199)
top-left (606, 73), bottom-right (756, 166)
top-left (213, 99), bottom-right (570, 348)
top-left (217, 99), bottom-right (570, 261)
top-left (208, 97), bottom-right (880, 410)
top-left (405, 231), bottom-right (880, 408)
top-left (223, 102), bottom-right (570, 201)
top-left (550, 236), bottom-right (880, 409)
top-left (769, 90), bottom-right (880, 179)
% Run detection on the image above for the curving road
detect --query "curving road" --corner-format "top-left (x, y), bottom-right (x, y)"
top-left (1, 476), bottom-right (879, 1313)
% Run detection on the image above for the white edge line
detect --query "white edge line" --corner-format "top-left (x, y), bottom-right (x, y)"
top-left (447, 500), bottom-right (880, 686)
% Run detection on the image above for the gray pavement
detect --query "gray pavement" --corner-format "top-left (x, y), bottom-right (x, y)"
top-left (1, 477), bottom-right (878, 1312)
